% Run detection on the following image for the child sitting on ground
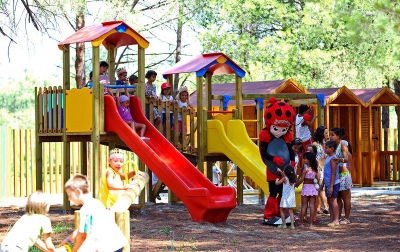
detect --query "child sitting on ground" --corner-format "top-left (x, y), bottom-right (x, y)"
top-left (0, 191), bottom-right (65, 252)
top-left (145, 70), bottom-right (162, 127)
top-left (99, 149), bottom-right (146, 209)
top-left (60, 174), bottom-right (127, 251)
top-left (160, 82), bottom-right (176, 135)
top-left (116, 88), bottom-right (149, 140)
top-left (275, 165), bottom-right (296, 229)
top-left (324, 140), bottom-right (340, 226)
top-left (295, 152), bottom-right (320, 228)
top-left (295, 104), bottom-right (318, 154)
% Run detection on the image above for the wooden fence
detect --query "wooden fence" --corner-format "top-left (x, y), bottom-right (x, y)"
top-left (379, 128), bottom-right (399, 182)
top-left (0, 127), bottom-right (137, 199)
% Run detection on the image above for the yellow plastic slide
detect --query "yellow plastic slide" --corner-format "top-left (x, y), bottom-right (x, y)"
top-left (207, 119), bottom-right (301, 209)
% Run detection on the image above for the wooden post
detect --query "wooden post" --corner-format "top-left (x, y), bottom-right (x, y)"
top-left (138, 46), bottom-right (146, 112)
top-left (367, 105), bottom-right (373, 185)
top-left (115, 211), bottom-right (130, 252)
top-left (206, 161), bottom-right (213, 182)
top-left (55, 142), bottom-right (60, 194)
top-left (13, 130), bottom-right (18, 196)
top-left (237, 167), bottom-right (243, 205)
top-left (356, 105), bottom-right (362, 185)
top-left (196, 76), bottom-right (204, 173)
top-left (257, 100), bottom-right (265, 204)
top-left (235, 75), bottom-right (242, 120)
top-left (221, 161), bottom-right (228, 186)
top-left (35, 87), bottom-right (43, 192)
top-left (62, 45), bottom-right (71, 210)
top-left (325, 105), bottom-right (329, 129)
top-left (317, 98), bottom-right (324, 126)
top-left (398, 106), bottom-right (400, 181)
top-left (92, 45), bottom-right (101, 199)
top-left (205, 72), bottom-right (212, 120)
top-left (108, 44), bottom-right (116, 87)
top-left (30, 129), bottom-right (35, 193)
top-left (80, 142), bottom-right (87, 176)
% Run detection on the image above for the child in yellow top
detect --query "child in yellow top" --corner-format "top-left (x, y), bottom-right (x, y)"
top-left (99, 149), bottom-right (145, 209)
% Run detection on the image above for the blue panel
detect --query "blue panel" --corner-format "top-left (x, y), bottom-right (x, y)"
top-left (162, 75), bottom-right (168, 79)
top-left (224, 60), bottom-right (246, 78)
top-left (317, 94), bottom-right (325, 108)
top-left (256, 98), bottom-right (264, 110)
top-left (222, 95), bottom-right (231, 110)
top-left (1, 127), bottom-right (6, 199)
top-left (196, 61), bottom-right (218, 77)
top-left (106, 85), bottom-right (136, 88)
top-left (115, 24), bottom-right (128, 33)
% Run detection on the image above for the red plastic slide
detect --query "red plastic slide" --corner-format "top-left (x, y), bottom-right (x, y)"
top-left (104, 96), bottom-right (237, 223)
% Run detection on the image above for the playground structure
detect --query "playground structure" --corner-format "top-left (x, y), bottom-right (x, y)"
top-left (35, 21), bottom-right (237, 223)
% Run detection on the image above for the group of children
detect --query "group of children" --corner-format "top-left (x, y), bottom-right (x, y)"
top-left (276, 104), bottom-right (353, 229)
top-left (1, 148), bottom-right (145, 252)
top-left (85, 61), bottom-right (193, 145)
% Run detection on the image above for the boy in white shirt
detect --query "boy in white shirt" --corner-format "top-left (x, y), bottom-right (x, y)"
top-left (60, 175), bottom-right (127, 252)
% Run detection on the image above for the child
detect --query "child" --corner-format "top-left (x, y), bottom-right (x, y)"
top-left (295, 152), bottom-right (320, 228)
top-left (291, 138), bottom-right (303, 176)
top-left (60, 174), bottom-right (127, 251)
top-left (212, 162), bottom-right (222, 186)
top-left (0, 191), bottom-right (64, 252)
top-left (114, 67), bottom-right (128, 95)
top-left (99, 149), bottom-right (146, 209)
top-left (324, 140), bottom-right (340, 226)
top-left (145, 70), bottom-right (161, 127)
top-left (275, 165), bottom-right (296, 229)
top-left (115, 88), bottom-right (149, 141)
top-left (160, 82), bottom-right (176, 135)
top-left (177, 87), bottom-right (193, 142)
top-left (295, 104), bottom-right (318, 153)
top-left (99, 61), bottom-right (113, 98)
top-left (306, 144), bottom-right (326, 221)
top-left (128, 74), bottom-right (138, 95)
top-left (84, 71), bottom-right (93, 89)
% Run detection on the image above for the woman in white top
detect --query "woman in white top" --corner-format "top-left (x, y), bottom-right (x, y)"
top-left (295, 104), bottom-right (318, 154)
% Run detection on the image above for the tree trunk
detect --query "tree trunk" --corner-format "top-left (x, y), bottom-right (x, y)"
top-left (75, 9), bottom-right (85, 88)
top-left (173, 1), bottom-right (183, 97)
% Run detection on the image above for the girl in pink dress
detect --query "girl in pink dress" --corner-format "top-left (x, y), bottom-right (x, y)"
top-left (295, 152), bottom-right (320, 228)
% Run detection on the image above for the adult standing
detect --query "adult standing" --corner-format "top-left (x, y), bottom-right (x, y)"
top-left (330, 127), bottom-right (353, 225)
top-left (312, 126), bottom-right (329, 215)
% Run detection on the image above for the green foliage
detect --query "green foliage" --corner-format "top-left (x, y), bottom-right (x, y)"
top-left (196, 0), bottom-right (400, 88)
top-left (0, 71), bottom-right (61, 128)
top-left (52, 221), bottom-right (72, 234)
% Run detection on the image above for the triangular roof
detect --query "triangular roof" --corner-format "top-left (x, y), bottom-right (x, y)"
top-left (190, 78), bottom-right (304, 106)
top-left (58, 21), bottom-right (149, 50)
top-left (352, 87), bottom-right (400, 106)
top-left (308, 86), bottom-right (365, 106)
top-left (162, 53), bottom-right (246, 78)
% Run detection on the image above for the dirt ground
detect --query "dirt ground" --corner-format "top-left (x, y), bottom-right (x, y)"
top-left (1, 194), bottom-right (399, 251)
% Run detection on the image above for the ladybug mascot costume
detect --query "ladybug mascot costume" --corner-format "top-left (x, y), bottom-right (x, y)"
top-left (260, 97), bottom-right (295, 225)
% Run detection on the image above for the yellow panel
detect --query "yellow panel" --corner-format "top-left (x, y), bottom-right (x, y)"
top-left (216, 56), bottom-right (227, 64)
top-left (66, 88), bottom-right (93, 132)
top-left (212, 113), bottom-right (232, 132)
top-left (124, 29), bottom-right (149, 49)
top-left (92, 29), bottom-right (118, 47)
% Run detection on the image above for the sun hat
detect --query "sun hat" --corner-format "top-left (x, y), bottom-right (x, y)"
top-left (119, 95), bottom-right (129, 103)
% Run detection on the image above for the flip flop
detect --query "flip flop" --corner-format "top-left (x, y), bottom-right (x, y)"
top-left (277, 225), bottom-right (287, 229)
top-left (312, 219), bottom-right (317, 223)
top-left (289, 226), bottom-right (295, 230)
top-left (327, 223), bottom-right (339, 227)
top-left (339, 218), bottom-right (350, 225)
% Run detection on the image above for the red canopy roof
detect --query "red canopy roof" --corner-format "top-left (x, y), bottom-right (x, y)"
top-left (58, 21), bottom-right (149, 50)
top-left (162, 53), bottom-right (246, 78)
